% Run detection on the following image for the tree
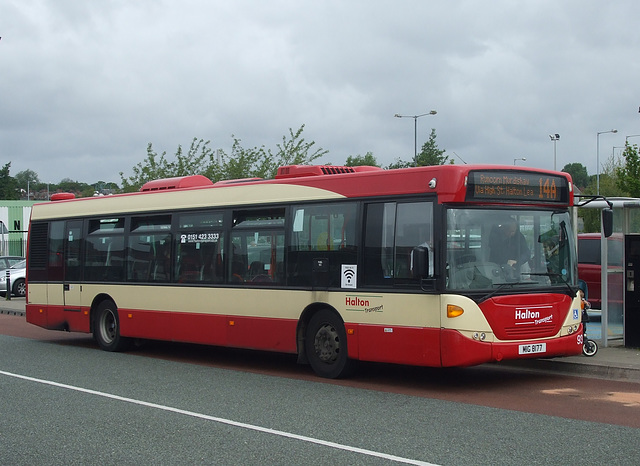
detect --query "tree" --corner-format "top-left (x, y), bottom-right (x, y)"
top-left (15, 169), bottom-right (40, 197)
top-left (345, 152), bottom-right (380, 167)
top-left (416, 128), bottom-right (448, 166)
top-left (579, 154), bottom-right (628, 232)
top-left (272, 125), bottom-right (328, 172)
top-left (616, 142), bottom-right (640, 197)
top-left (386, 158), bottom-right (413, 169)
top-left (561, 163), bottom-right (589, 189)
top-left (121, 124), bottom-right (328, 190)
top-left (57, 178), bottom-right (92, 194)
top-left (120, 138), bottom-right (215, 192)
top-left (212, 137), bottom-right (271, 181)
top-left (0, 162), bottom-right (18, 200)
top-left (212, 125), bottom-right (328, 180)
top-left (387, 128), bottom-right (447, 168)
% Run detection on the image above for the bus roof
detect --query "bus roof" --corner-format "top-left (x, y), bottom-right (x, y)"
top-left (31, 164), bottom-right (573, 220)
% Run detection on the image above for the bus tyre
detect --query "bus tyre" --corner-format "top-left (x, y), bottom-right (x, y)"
top-left (94, 300), bottom-right (130, 352)
top-left (12, 278), bottom-right (26, 297)
top-left (305, 310), bottom-right (352, 379)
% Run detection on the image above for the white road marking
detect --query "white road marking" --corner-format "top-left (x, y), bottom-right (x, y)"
top-left (1, 369), bottom-right (438, 466)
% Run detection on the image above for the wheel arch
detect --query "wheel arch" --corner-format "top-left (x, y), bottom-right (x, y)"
top-left (89, 293), bottom-right (118, 334)
top-left (296, 301), bottom-right (343, 365)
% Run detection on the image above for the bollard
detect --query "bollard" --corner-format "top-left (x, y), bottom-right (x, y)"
top-left (5, 269), bottom-right (10, 301)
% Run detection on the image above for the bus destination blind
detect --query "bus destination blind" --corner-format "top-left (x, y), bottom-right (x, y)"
top-left (466, 170), bottom-right (569, 204)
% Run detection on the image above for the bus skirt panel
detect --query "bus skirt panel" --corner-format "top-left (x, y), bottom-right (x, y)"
top-left (350, 324), bottom-right (442, 367)
top-left (119, 309), bottom-right (299, 353)
top-left (26, 303), bottom-right (91, 333)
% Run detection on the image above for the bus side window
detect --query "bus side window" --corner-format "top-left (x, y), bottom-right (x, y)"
top-left (201, 240), bottom-right (224, 283)
top-left (363, 201), bottom-right (433, 287)
top-left (177, 246), bottom-right (202, 282)
top-left (176, 211), bottom-right (224, 284)
top-left (363, 203), bottom-right (395, 286)
top-left (127, 216), bottom-right (172, 283)
top-left (287, 203), bottom-right (357, 287)
top-left (230, 208), bottom-right (285, 285)
top-left (396, 202), bottom-right (434, 282)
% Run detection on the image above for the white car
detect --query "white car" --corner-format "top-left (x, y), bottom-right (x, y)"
top-left (0, 259), bottom-right (26, 297)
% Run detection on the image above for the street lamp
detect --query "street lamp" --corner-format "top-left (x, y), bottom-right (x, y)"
top-left (626, 134), bottom-right (640, 143)
top-left (394, 110), bottom-right (437, 164)
top-left (597, 129), bottom-right (618, 195)
top-left (549, 134), bottom-right (560, 170)
top-left (514, 157), bottom-right (526, 165)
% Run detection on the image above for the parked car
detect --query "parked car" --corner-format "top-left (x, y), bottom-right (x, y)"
top-left (0, 256), bottom-right (24, 270)
top-left (0, 259), bottom-right (27, 297)
top-left (577, 233), bottom-right (623, 309)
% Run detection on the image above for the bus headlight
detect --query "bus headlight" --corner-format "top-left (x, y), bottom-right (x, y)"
top-left (567, 325), bottom-right (579, 334)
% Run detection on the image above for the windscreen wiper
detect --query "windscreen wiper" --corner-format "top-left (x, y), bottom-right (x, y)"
top-left (527, 272), bottom-right (577, 297)
top-left (480, 281), bottom-right (528, 302)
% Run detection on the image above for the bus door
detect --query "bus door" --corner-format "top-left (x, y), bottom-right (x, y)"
top-left (62, 220), bottom-right (83, 308)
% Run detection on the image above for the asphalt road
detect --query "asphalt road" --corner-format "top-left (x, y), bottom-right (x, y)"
top-left (1, 315), bottom-right (639, 465)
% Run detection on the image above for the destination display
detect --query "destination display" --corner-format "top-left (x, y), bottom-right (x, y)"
top-left (466, 170), bottom-right (569, 204)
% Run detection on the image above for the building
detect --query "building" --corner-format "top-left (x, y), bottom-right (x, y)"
top-left (0, 200), bottom-right (36, 257)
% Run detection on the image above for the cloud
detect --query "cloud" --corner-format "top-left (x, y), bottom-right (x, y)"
top-left (1, 0), bottom-right (639, 185)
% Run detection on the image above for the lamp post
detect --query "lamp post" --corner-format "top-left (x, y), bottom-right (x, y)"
top-left (513, 157), bottom-right (526, 165)
top-left (597, 129), bottom-right (618, 195)
top-left (549, 134), bottom-right (560, 170)
top-left (394, 110), bottom-right (437, 164)
top-left (626, 134), bottom-right (640, 143)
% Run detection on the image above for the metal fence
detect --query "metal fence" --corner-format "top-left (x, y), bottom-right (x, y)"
top-left (0, 232), bottom-right (28, 258)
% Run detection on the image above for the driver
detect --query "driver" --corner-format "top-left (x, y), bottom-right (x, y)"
top-left (489, 217), bottom-right (530, 272)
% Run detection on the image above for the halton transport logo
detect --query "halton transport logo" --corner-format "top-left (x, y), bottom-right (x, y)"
top-left (345, 295), bottom-right (384, 313)
top-left (515, 307), bottom-right (553, 325)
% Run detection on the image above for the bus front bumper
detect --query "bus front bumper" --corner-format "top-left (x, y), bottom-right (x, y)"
top-left (440, 327), bottom-right (584, 367)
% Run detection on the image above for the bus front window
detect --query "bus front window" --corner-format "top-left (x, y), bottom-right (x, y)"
top-left (445, 208), bottom-right (576, 292)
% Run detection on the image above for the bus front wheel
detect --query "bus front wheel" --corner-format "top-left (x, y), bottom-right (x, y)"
top-left (93, 300), bottom-right (130, 352)
top-left (305, 310), bottom-right (352, 379)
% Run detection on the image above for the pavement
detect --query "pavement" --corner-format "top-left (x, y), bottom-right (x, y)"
top-left (2, 297), bottom-right (639, 382)
top-left (0, 297), bottom-right (26, 316)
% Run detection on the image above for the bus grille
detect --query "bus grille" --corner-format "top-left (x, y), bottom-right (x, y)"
top-left (503, 323), bottom-right (557, 339)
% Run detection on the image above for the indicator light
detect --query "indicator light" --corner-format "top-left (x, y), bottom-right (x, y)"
top-left (447, 304), bottom-right (464, 318)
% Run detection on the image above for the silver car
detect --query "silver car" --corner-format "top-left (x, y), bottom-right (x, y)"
top-left (0, 256), bottom-right (23, 269)
top-left (0, 259), bottom-right (26, 297)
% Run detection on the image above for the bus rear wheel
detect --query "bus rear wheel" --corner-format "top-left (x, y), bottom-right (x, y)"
top-left (94, 300), bottom-right (130, 352)
top-left (305, 310), bottom-right (352, 379)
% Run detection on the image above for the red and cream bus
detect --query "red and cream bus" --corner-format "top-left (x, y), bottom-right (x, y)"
top-left (26, 164), bottom-right (584, 378)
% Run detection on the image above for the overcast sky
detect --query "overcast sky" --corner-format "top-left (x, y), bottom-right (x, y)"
top-left (1, 0), bottom-right (640, 186)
